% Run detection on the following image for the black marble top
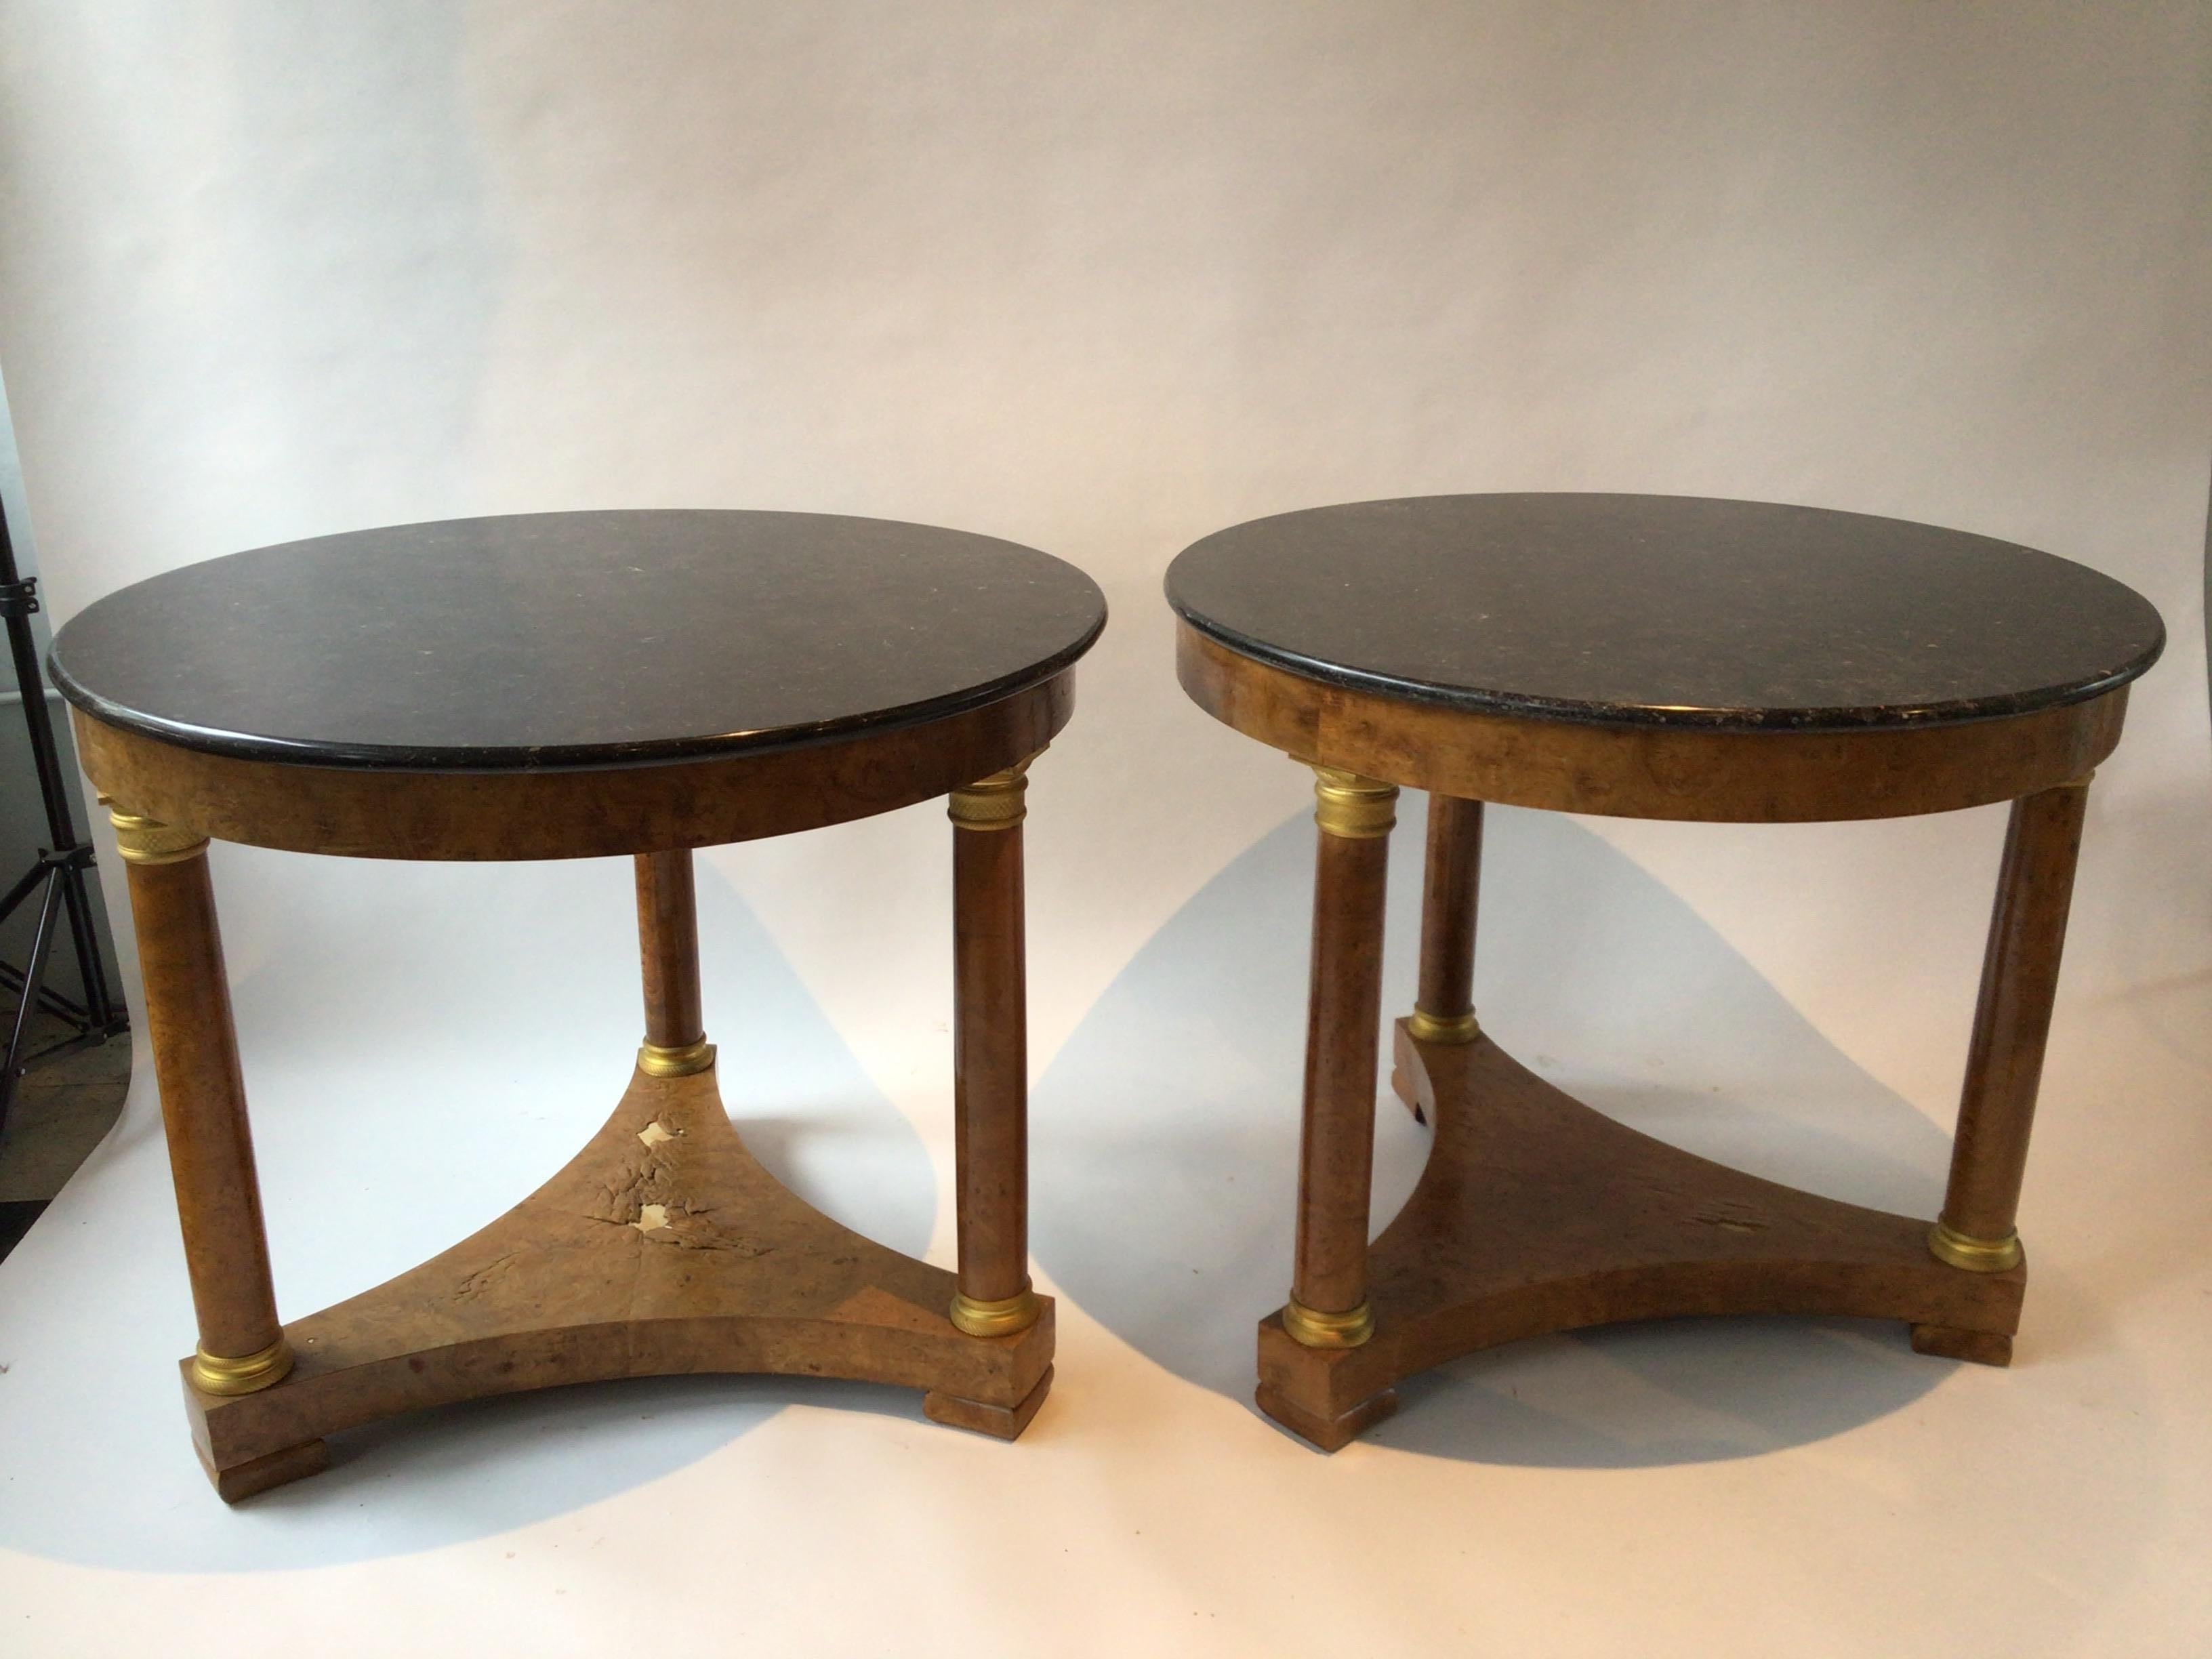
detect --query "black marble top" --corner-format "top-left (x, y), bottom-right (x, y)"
top-left (1166, 494), bottom-right (2163, 731)
top-left (51, 510), bottom-right (1107, 770)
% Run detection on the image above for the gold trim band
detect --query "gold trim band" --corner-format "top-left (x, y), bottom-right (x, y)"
top-left (948, 758), bottom-right (1034, 832)
top-left (108, 807), bottom-right (209, 866)
top-left (638, 1039), bottom-right (716, 1078)
top-left (191, 1336), bottom-right (294, 1396)
top-left (949, 1283), bottom-right (1040, 1337)
top-left (1407, 1007), bottom-right (1480, 1044)
top-left (1282, 1296), bottom-right (1374, 1349)
top-left (1927, 1219), bottom-right (2024, 1273)
top-left (1311, 767), bottom-right (1397, 840)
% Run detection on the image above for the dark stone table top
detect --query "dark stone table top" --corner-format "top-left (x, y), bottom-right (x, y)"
top-left (1166, 494), bottom-right (2163, 731)
top-left (51, 510), bottom-right (1107, 771)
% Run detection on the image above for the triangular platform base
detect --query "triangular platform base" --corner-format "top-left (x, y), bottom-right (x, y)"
top-left (185, 1061), bottom-right (1053, 1500)
top-left (1258, 1023), bottom-right (2019, 1452)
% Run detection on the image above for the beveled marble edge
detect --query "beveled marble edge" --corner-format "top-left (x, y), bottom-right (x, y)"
top-left (1166, 605), bottom-right (2162, 735)
top-left (47, 605), bottom-right (1107, 775)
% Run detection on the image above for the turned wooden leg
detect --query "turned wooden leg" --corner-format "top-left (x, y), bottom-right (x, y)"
top-left (1285, 766), bottom-right (1398, 1349)
top-left (1394, 794), bottom-right (1483, 1122)
top-left (1926, 778), bottom-right (2091, 1291)
top-left (108, 806), bottom-right (291, 1397)
top-left (945, 757), bottom-right (1038, 1337)
top-left (634, 849), bottom-right (714, 1078)
top-left (1410, 794), bottom-right (1483, 1044)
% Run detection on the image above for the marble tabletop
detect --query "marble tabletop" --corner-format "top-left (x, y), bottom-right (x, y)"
top-left (1166, 494), bottom-right (2163, 731)
top-left (51, 510), bottom-right (1107, 771)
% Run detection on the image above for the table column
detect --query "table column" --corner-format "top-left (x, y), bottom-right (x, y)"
top-left (947, 756), bottom-right (1039, 1336)
top-left (1286, 766), bottom-right (1398, 1348)
top-left (634, 849), bottom-right (714, 1077)
top-left (1931, 777), bottom-right (2092, 1271)
top-left (1410, 794), bottom-right (1483, 1044)
top-left (110, 804), bottom-right (291, 1395)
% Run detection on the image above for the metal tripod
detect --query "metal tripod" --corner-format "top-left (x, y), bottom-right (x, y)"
top-left (0, 495), bottom-right (125, 1143)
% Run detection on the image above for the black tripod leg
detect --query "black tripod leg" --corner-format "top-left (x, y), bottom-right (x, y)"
top-left (56, 862), bottom-right (119, 1031)
top-left (0, 859), bottom-right (47, 926)
top-left (0, 869), bottom-right (65, 1139)
top-left (1, 496), bottom-right (127, 1049)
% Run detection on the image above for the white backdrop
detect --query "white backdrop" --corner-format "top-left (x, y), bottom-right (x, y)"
top-left (1, 5), bottom-right (2207, 1655)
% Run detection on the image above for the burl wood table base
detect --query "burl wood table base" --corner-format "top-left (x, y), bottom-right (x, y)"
top-left (1167, 494), bottom-right (2164, 1452)
top-left (52, 510), bottom-right (1105, 1500)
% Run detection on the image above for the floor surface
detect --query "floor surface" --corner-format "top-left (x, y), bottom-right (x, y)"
top-left (0, 1004), bottom-right (129, 1263)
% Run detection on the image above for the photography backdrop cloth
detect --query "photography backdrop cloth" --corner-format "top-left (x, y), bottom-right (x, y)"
top-left (1, 4), bottom-right (2207, 1656)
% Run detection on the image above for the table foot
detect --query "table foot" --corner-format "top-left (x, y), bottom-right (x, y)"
top-left (1262, 1023), bottom-right (2023, 1450)
top-left (1910, 1323), bottom-right (2015, 1366)
top-left (180, 1061), bottom-right (1052, 1496)
top-left (1255, 1375), bottom-right (1398, 1452)
top-left (924, 1362), bottom-right (1055, 1440)
top-left (190, 1432), bottom-right (329, 1504)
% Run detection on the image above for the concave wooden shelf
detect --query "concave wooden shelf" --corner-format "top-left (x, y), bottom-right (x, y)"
top-left (188, 1059), bottom-right (1054, 1500)
top-left (1256, 1023), bottom-right (2021, 1451)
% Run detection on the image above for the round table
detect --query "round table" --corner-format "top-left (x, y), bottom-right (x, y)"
top-left (52, 509), bottom-right (1106, 1500)
top-left (1166, 493), bottom-right (2163, 1451)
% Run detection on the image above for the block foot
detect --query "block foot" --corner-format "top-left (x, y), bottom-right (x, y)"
top-left (1255, 1382), bottom-right (1398, 1452)
top-left (200, 1437), bottom-right (330, 1503)
top-left (924, 1364), bottom-right (1054, 1441)
top-left (1910, 1323), bottom-right (2015, 1366)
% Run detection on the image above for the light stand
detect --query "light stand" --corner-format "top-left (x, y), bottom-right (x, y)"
top-left (0, 496), bottom-right (125, 1141)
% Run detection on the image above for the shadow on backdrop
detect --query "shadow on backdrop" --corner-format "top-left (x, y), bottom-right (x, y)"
top-left (1034, 797), bottom-right (1966, 1466)
top-left (0, 853), bottom-right (934, 1571)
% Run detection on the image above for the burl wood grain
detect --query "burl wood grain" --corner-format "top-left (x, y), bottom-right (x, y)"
top-left (125, 847), bottom-right (285, 1369)
top-left (1256, 1024), bottom-right (2024, 1449)
top-left (1179, 619), bottom-right (2118, 1454)
top-left (73, 671), bottom-right (1073, 861)
top-left (96, 692), bottom-right (1075, 1500)
top-left (1178, 621), bottom-right (2127, 823)
top-left (1942, 781), bottom-right (2090, 1243)
top-left (1293, 817), bottom-right (1395, 1319)
top-left (186, 1059), bottom-right (1056, 1497)
top-left (635, 849), bottom-right (704, 1047)
top-left (1415, 795), bottom-right (1483, 1030)
top-left (170, 824), bottom-right (1061, 1500)
top-left (952, 811), bottom-right (1030, 1307)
